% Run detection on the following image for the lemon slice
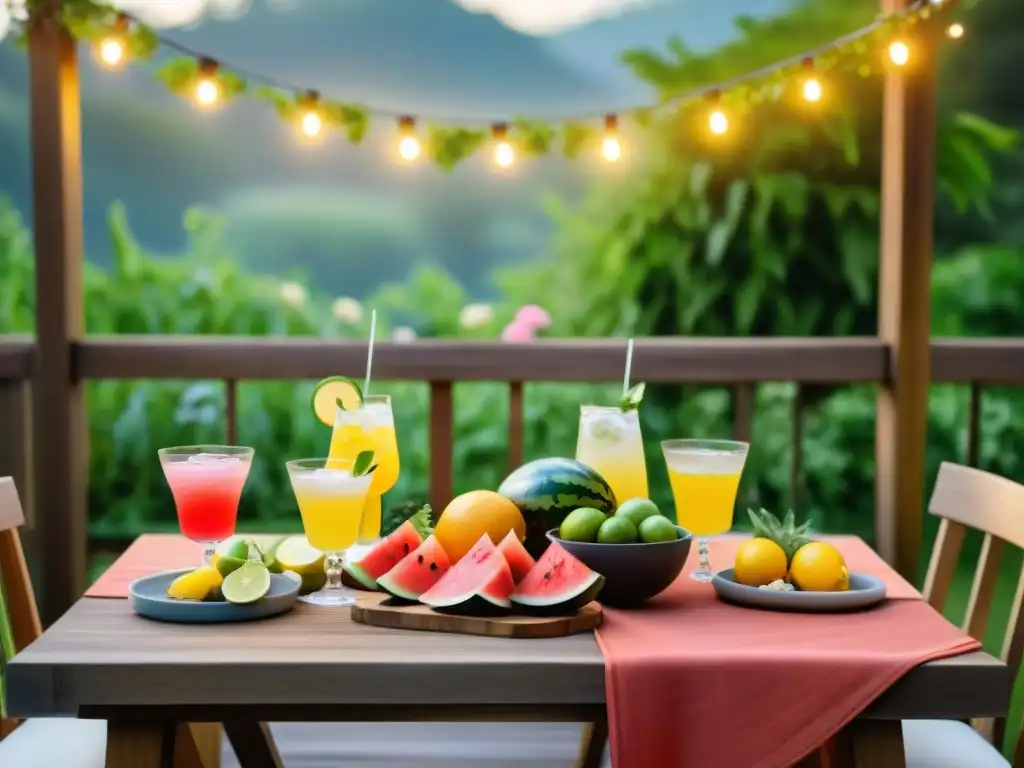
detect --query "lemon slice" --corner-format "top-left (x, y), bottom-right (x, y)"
top-left (275, 535), bottom-right (326, 577)
top-left (311, 376), bottom-right (363, 427)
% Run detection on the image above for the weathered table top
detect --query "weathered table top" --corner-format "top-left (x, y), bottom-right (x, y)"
top-left (7, 596), bottom-right (1010, 722)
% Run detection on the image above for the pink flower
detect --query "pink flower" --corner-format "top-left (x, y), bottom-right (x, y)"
top-left (501, 320), bottom-right (535, 343)
top-left (514, 304), bottom-right (551, 329)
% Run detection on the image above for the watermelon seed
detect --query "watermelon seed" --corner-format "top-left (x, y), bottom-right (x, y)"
top-left (417, 554), bottom-right (424, 564)
top-left (429, 562), bottom-right (438, 571)
top-left (404, 543), bottom-right (410, 554)
top-left (544, 571), bottom-right (552, 580)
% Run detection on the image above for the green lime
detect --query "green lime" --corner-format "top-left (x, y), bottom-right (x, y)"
top-left (638, 515), bottom-right (679, 543)
top-left (597, 516), bottom-right (638, 544)
top-left (559, 507), bottom-right (608, 542)
top-left (262, 550), bottom-right (283, 574)
top-left (215, 556), bottom-right (246, 578)
top-left (311, 376), bottom-right (364, 427)
top-left (221, 561), bottom-right (271, 605)
top-left (616, 498), bottom-right (660, 528)
top-left (223, 538), bottom-right (251, 560)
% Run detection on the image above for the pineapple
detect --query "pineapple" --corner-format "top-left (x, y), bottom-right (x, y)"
top-left (747, 508), bottom-right (813, 564)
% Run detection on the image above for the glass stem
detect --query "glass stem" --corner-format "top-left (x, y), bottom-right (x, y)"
top-left (324, 554), bottom-right (344, 591)
top-left (203, 545), bottom-right (215, 566)
top-left (698, 537), bottom-right (711, 573)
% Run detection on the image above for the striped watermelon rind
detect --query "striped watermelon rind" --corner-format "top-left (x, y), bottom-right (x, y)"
top-left (497, 458), bottom-right (617, 558)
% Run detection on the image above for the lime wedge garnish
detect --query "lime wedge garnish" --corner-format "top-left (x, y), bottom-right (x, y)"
top-left (221, 561), bottom-right (271, 605)
top-left (310, 376), bottom-right (363, 427)
top-left (619, 382), bottom-right (645, 412)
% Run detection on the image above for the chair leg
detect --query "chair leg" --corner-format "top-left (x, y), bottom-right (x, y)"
top-left (577, 715), bottom-right (609, 768)
top-left (223, 721), bottom-right (283, 768)
top-left (105, 721), bottom-right (172, 768)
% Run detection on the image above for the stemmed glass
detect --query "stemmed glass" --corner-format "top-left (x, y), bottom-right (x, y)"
top-left (661, 439), bottom-right (749, 582)
top-left (158, 445), bottom-right (254, 566)
top-left (286, 457), bottom-right (374, 607)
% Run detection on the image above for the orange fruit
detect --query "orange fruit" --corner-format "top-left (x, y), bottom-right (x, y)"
top-left (434, 490), bottom-right (526, 563)
top-left (788, 541), bottom-right (849, 592)
top-left (733, 537), bottom-right (788, 587)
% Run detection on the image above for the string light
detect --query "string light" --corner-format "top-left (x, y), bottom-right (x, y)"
top-left (397, 116), bottom-right (421, 162)
top-left (492, 124), bottom-right (514, 168)
top-left (601, 114), bottom-right (621, 162)
top-left (800, 58), bottom-right (822, 103)
top-left (947, 22), bottom-right (964, 39)
top-left (298, 90), bottom-right (323, 140)
top-left (193, 58), bottom-right (222, 110)
top-left (706, 91), bottom-right (729, 137)
top-left (95, 14), bottom-right (129, 70)
top-left (888, 40), bottom-right (910, 67)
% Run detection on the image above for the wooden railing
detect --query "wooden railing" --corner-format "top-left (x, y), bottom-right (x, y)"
top-left (2, 334), bottom-right (1024, 617)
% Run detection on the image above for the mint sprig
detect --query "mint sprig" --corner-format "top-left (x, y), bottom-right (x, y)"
top-left (619, 382), bottom-right (646, 411)
top-left (352, 449), bottom-right (378, 477)
top-left (336, 396), bottom-right (347, 412)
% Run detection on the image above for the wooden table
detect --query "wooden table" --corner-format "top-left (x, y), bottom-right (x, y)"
top-left (7, 595), bottom-right (1011, 767)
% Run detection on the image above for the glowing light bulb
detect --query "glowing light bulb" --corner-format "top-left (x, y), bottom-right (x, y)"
top-left (708, 109), bottom-right (729, 136)
top-left (601, 136), bottom-right (621, 162)
top-left (802, 77), bottom-right (822, 103)
top-left (398, 135), bottom-right (421, 162)
top-left (494, 140), bottom-right (514, 168)
top-left (300, 110), bottom-right (323, 139)
top-left (947, 23), bottom-right (964, 39)
top-left (97, 37), bottom-right (125, 69)
top-left (889, 41), bottom-right (910, 67)
top-left (194, 78), bottom-right (220, 109)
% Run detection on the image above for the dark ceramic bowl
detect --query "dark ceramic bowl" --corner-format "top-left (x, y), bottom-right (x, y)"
top-left (546, 526), bottom-right (692, 607)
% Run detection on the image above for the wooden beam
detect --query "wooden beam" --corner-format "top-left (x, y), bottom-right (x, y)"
top-left (874, 1), bottom-right (939, 577)
top-left (27, 8), bottom-right (88, 623)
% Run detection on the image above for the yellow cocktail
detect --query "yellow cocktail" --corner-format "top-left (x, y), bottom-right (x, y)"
top-left (662, 439), bottom-right (749, 582)
top-left (327, 395), bottom-right (400, 544)
top-left (286, 457), bottom-right (373, 606)
top-left (575, 405), bottom-right (648, 504)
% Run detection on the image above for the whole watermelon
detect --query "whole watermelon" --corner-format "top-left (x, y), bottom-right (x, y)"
top-left (497, 457), bottom-right (616, 557)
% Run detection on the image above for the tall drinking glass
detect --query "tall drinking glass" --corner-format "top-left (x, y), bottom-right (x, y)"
top-left (286, 457), bottom-right (373, 607)
top-left (158, 445), bottom-right (254, 566)
top-left (327, 395), bottom-right (400, 548)
top-left (575, 405), bottom-right (648, 504)
top-left (661, 439), bottom-right (749, 582)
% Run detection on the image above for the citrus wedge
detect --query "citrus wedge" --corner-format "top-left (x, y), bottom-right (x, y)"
top-left (222, 561), bottom-right (271, 605)
top-left (311, 376), bottom-right (363, 426)
top-left (275, 535), bottom-right (326, 577)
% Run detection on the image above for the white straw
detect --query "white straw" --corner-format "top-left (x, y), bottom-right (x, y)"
top-left (623, 338), bottom-right (634, 395)
top-left (364, 309), bottom-right (377, 396)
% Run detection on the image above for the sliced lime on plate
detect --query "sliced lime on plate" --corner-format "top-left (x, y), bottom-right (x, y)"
top-left (221, 561), bottom-right (271, 605)
top-left (310, 376), bottom-right (363, 427)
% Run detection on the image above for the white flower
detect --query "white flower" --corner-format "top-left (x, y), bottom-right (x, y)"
top-left (279, 281), bottom-right (307, 308)
top-left (332, 297), bottom-right (363, 324)
top-left (392, 326), bottom-right (418, 343)
top-left (459, 303), bottom-right (494, 330)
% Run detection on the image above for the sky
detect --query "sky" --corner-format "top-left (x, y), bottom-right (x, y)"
top-left (0, 0), bottom-right (659, 39)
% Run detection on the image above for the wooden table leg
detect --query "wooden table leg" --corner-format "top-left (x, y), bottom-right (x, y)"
top-left (105, 721), bottom-right (172, 768)
top-left (577, 714), bottom-right (608, 768)
top-left (223, 721), bottom-right (283, 768)
top-left (181, 723), bottom-right (221, 768)
top-left (832, 720), bottom-right (906, 768)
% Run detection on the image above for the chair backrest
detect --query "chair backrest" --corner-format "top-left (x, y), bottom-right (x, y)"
top-left (0, 477), bottom-right (42, 737)
top-left (923, 462), bottom-right (1024, 763)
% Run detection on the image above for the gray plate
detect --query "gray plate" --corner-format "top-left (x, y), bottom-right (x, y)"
top-left (130, 569), bottom-right (300, 623)
top-left (712, 569), bottom-right (886, 613)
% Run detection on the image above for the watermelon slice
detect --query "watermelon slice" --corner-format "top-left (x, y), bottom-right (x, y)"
top-left (421, 534), bottom-right (515, 614)
top-left (377, 535), bottom-right (451, 602)
top-left (496, 531), bottom-right (535, 584)
top-left (511, 540), bottom-right (605, 615)
top-left (344, 519), bottom-right (424, 590)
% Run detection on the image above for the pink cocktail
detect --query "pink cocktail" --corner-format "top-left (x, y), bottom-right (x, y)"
top-left (158, 445), bottom-right (254, 564)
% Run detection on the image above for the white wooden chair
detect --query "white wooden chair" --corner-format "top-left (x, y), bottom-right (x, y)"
top-left (901, 462), bottom-right (1024, 767)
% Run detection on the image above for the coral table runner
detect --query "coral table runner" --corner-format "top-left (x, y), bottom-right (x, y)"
top-left (594, 536), bottom-right (980, 768)
top-left (85, 534), bottom-right (204, 598)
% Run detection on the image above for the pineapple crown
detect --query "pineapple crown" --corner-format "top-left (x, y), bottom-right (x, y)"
top-left (747, 508), bottom-right (813, 562)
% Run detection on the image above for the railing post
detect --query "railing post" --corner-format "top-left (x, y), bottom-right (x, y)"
top-left (28, 7), bottom-right (88, 622)
top-left (874, 1), bottom-right (938, 578)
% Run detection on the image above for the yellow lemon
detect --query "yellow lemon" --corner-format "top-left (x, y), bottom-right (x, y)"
top-left (167, 567), bottom-right (223, 601)
top-left (789, 542), bottom-right (849, 592)
top-left (734, 537), bottom-right (789, 587)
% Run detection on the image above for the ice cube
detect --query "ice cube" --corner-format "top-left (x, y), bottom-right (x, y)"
top-left (586, 412), bottom-right (629, 443)
top-left (186, 453), bottom-right (237, 465)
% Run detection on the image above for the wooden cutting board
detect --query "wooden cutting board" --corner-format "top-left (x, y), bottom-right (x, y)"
top-left (350, 594), bottom-right (602, 638)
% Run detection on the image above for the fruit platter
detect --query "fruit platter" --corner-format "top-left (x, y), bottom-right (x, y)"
top-left (130, 539), bottom-right (301, 623)
top-left (711, 509), bottom-right (887, 613)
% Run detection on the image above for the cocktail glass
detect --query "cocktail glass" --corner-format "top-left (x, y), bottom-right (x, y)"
top-left (158, 445), bottom-right (254, 566)
top-left (327, 395), bottom-right (400, 549)
top-left (286, 457), bottom-right (374, 607)
top-left (575, 405), bottom-right (649, 504)
top-left (661, 439), bottom-right (749, 582)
